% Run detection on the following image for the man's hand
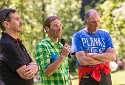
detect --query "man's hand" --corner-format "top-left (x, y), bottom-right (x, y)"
top-left (105, 47), bottom-right (115, 53)
top-left (24, 64), bottom-right (38, 79)
top-left (61, 43), bottom-right (70, 58)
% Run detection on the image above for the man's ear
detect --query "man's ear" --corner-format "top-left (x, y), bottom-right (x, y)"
top-left (3, 21), bottom-right (9, 28)
top-left (84, 19), bottom-right (87, 24)
top-left (45, 26), bottom-right (49, 32)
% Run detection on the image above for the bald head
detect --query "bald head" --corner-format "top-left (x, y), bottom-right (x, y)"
top-left (84, 9), bottom-right (101, 33)
top-left (84, 9), bottom-right (100, 20)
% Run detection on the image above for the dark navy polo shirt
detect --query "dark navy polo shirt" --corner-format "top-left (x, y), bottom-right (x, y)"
top-left (0, 32), bottom-right (33, 85)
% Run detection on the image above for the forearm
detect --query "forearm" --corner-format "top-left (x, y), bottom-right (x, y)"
top-left (45, 43), bottom-right (70, 77)
top-left (77, 56), bottom-right (103, 66)
top-left (91, 52), bottom-right (116, 62)
top-left (23, 62), bottom-right (39, 79)
top-left (45, 55), bottom-right (65, 77)
top-left (16, 65), bottom-right (31, 80)
top-left (76, 51), bottom-right (103, 66)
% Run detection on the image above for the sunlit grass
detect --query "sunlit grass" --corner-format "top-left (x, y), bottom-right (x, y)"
top-left (111, 70), bottom-right (125, 85)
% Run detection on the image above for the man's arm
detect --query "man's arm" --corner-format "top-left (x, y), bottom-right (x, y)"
top-left (45, 55), bottom-right (65, 77)
top-left (45, 44), bottom-right (70, 77)
top-left (76, 51), bottom-right (103, 66)
top-left (87, 48), bottom-right (116, 62)
top-left (16, 65), bottom-right (31, 79)
top-left (16, 62), bottom-right (39, 80)
top-left (3, 44), bottom-right (38, 80)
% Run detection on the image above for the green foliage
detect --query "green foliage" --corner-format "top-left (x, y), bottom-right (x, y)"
top-left (0, 0), bottom-right (83, 72)
top-left (0, 0), bottom-right (47, 58)
top-left (42, 0), bottom-right (84, 45)
top-left (83, 0), bottom-right (125, 58)
top-left (96, 1), bottom-right (125, 58)
top-left (1, 0), bottom-right (125, 73)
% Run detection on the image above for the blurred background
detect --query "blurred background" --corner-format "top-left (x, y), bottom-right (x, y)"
top-left (0, 0), bottom-right (125, 85)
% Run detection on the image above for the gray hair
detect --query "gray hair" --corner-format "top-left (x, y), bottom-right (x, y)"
top-left (0, 8), bottom-right (16, 31)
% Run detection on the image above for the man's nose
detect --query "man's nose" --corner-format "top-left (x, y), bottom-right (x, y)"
top-left (95, 22), bottom-right (99, 26)
top-left (57, 25), bottom-right (62, 30)
top-left (20, 19), bottom-right (23, 23)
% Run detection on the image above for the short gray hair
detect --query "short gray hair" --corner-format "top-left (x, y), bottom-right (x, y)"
top-left (0, 8), bottom-right (16, 31)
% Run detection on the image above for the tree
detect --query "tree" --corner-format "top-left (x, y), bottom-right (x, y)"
top-left (0, 0), bottom-right (47, 57)
top-left (80, 0), bottom-right (105, 20)
top-left (96, 0), bottom-right (125, 58)
top-left (0, 0), bottom-right (84, 72)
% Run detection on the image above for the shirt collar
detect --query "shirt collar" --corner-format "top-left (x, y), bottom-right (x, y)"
top-left (46, 36), bottom-right (63, 47)
top-left (1, 32), bottom-right (21, 44)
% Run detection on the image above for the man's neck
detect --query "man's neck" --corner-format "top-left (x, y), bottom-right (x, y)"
top-left (48, 36), bottom-right (58, 43)
top-left (4, 31), bottom-right (19, 39)
top-left (85, 27), bottom-right (97, 34)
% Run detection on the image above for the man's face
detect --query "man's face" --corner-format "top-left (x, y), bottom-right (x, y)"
top-left (47, 19), bottom-right (62, 38)
top-left (7, 12), bottom-right (23, 33)
top-left (85, 12), bottom-right (100, 32)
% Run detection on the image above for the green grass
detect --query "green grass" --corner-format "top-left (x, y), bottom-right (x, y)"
top-left (111, 70), bottom-right (125, 85)
top-left (34, 70), bottom-right (125, 85)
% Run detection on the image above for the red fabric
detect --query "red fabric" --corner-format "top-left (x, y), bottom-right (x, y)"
top-left (78, 62), bottom-right (111, 84)
top-left (16, 38), bottom-right (19, 45)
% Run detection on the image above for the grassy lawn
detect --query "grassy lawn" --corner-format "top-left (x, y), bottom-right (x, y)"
top-left (34, 70), bottom-right (125, 85)
top-left (111, 70), bottom-right (125, 85)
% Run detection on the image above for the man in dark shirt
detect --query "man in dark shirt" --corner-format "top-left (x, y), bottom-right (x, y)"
top-left (0, 8), bottom-right (39, 85)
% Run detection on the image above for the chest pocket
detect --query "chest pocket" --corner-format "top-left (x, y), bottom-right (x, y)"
top-left (46, 42), bottom-right (61, 64)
